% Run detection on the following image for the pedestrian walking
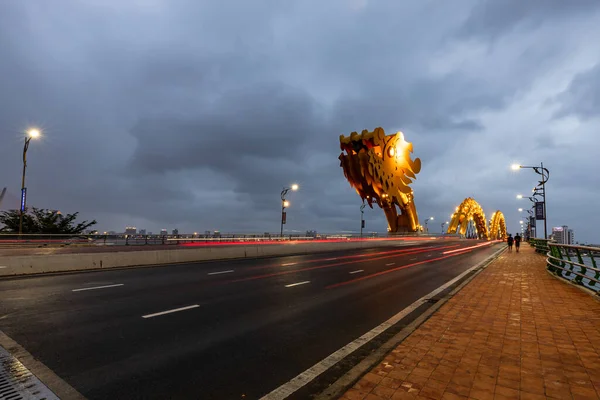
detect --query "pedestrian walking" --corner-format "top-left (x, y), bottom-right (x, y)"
top-left (515, 233), bottom-right (521, 253)
top-left (507, 234), bottom-right (514, 252)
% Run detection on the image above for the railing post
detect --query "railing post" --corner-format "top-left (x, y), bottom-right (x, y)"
top-left (590, 254), bottom-right (599, 288)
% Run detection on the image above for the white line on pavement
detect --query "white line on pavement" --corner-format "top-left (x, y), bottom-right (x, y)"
top-left (385, 263), bottom-right (395, 266)
top-left (325, 258), bottom-right (338, 261)
top-left (142, 304), bottom-right (200, 319)
top-left (72, 284), bottom-right (124, 292)
top-left (281, 263), bottom-right (297, 266)
top-left (284, 281), bottom-right (310, 288)
top-left (0, 266), bottom-right (6, 269)
top-left (260, 246), bottom-right (506, 400)
top-left (207, 270), bottom-right (234, 275)
top-left (349, 270), bottom-right (364, 274)
top-left (410, 258), bottom-right (417, 261)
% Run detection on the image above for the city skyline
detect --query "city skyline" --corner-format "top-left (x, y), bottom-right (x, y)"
top-left (1, 1), bottom-right (599, 242)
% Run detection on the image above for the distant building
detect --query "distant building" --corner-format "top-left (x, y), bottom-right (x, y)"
top-left (160, 229), bottom-right (168, 236)
top-left (147, 231), bottom-right (153, 236)
top-left (551, 226), bottom-right (575, 244)
top-left (125, 226), bottom-right (137, 235)
top-left (139, 229), bottom-right (146, 235)
top-left (108, 231), bottom-right (117, 235)
top-left (172, 229), bottom-right (179, 236)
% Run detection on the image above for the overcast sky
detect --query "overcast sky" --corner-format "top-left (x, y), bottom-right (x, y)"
top-left (1, 1), bottom-right (599, 242)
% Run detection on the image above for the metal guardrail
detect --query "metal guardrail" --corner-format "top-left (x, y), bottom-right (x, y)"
top-left (529, 238), bottom-right (553, 254)
top-left (546, 242), bottom-right (600, 294)
top-left (0, 232), bottom-right (457, 248)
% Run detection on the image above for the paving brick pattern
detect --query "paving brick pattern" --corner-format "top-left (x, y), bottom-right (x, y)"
top-left (341, 245), bottom-right (600, 400)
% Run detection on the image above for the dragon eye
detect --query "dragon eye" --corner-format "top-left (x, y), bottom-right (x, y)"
top-left (387, 147), bottom-right (395, 157)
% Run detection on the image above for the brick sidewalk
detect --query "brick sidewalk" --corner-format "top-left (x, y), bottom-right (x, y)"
top-left (342, 245), bottom-right (600, 400)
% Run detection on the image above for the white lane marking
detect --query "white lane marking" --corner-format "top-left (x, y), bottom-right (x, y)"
top-left (142, 304), bottom-right (200, 319)
top-left (410, 258), bottom-right (417, 261)
top-left (386, 263), bottom-right (395, 266)
top-left (207, 270), bottom-right (234, 275)
top-left (0, 266), bottom-right (7, 269)
top-left (349, 270), bottom-right (364, 274)
top-left (427, 255), bottom-right (432, 257)
top-left (284, 281), bottom-right (310, 288)
top-left (325, 258), bottom-right (338, 261)
top-left (72, 284), bottom-right (124, 292)
top-left (260, 246), bottom-right (506, 400)
top-left (281, 263), bottom-right (297, 266)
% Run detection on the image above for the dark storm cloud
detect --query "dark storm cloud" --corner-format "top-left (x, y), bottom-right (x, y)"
top-left (129, 82), bottom-right (324, 173)
top-left (1, 0), bottom-right (599, 241)
top-left (554, 64), bottom-right (600, 120)
top-left (459, 0), bottom-right (600, 39)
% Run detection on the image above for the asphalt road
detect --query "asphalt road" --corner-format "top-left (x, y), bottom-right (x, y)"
top-left (0, 240), bottom-right (502, 400)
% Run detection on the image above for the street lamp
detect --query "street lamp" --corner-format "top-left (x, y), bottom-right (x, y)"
top-left (280, 184), bottom-right (298, 237)
top-left (360, 202), bottom-right (366, 238)
top-left (513, 162), bottom-right (550, 239)
top-left (441, 221), bottom-right (449, 234)
top-left (424, 217), bottom-right (434, 233)
top-left (518, 208), bottom-right (523, 212)
top-left (516, 194), bottom-right (523, 199)
top-left (19, 128), bottom-right (41, 236)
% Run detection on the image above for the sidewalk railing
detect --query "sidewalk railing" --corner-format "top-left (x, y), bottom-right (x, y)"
top-left (530, 238), bottom-right (553, 254)
top-left (546, 243), bottom-right (600, 294)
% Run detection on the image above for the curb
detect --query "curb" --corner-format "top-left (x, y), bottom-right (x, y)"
top-left (0, 330), bottom-right (86, 400)
top-left (314, 246), bottom-right (507, 400)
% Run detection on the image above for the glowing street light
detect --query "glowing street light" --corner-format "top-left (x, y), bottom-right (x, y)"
top-left (511, 164), bottom-right (521, 171)
top-left (518, 208), bottom-right (523, 212)
top-left (19, 128), bottom-right (42, 236)
top-left (511, 161), bottom-right (550, 239)
top-left (424, 216), bottom-right (434, 233)
top-left (280, 184), bottom-right (299, 237)
top-left (516, 194), bottom-right (523, 199)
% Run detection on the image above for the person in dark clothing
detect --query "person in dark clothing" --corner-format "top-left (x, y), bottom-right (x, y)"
top-left (507, 234), bottom-right (514, 252)
top-left (514, 233), bottom-right (521, 253)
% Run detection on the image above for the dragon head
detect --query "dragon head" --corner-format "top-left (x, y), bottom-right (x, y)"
top-left (339, 127), bottom-right (421, 232)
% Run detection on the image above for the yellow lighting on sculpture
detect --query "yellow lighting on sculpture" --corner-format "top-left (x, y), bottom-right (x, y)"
top-left (283, 200), bottom-right (290, 207)
top-left (446, 198), bottom-right (506, 240)
top-left (339, 127), bottom-right (421, 232)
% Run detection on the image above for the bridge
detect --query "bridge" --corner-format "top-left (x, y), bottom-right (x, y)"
top-left (0, 128), bottom-right (597, 400)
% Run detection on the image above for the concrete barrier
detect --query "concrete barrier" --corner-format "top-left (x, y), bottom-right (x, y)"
top-left (0, 238), bottom-right (457, 277)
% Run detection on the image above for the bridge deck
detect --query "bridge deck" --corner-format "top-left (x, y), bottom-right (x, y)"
top-left (342, 245), bottom-right (600, 400)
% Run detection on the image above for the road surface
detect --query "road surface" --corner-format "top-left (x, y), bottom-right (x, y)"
top-left (0, 239), bottom-right (502, 399)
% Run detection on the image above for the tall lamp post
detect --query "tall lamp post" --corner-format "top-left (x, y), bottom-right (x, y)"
top-left (512, 163), bottom-right (549, 239)
top-left (441, 221), bottom-right (448, 234)
top-left (280, 184), bottom-right (298, 237)
top-left (424, 217), bottom-right (434, 233)
top-left (360, 202), bottom-right (366, 238)
top-left (19, 129), bottom-right (41, 236)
